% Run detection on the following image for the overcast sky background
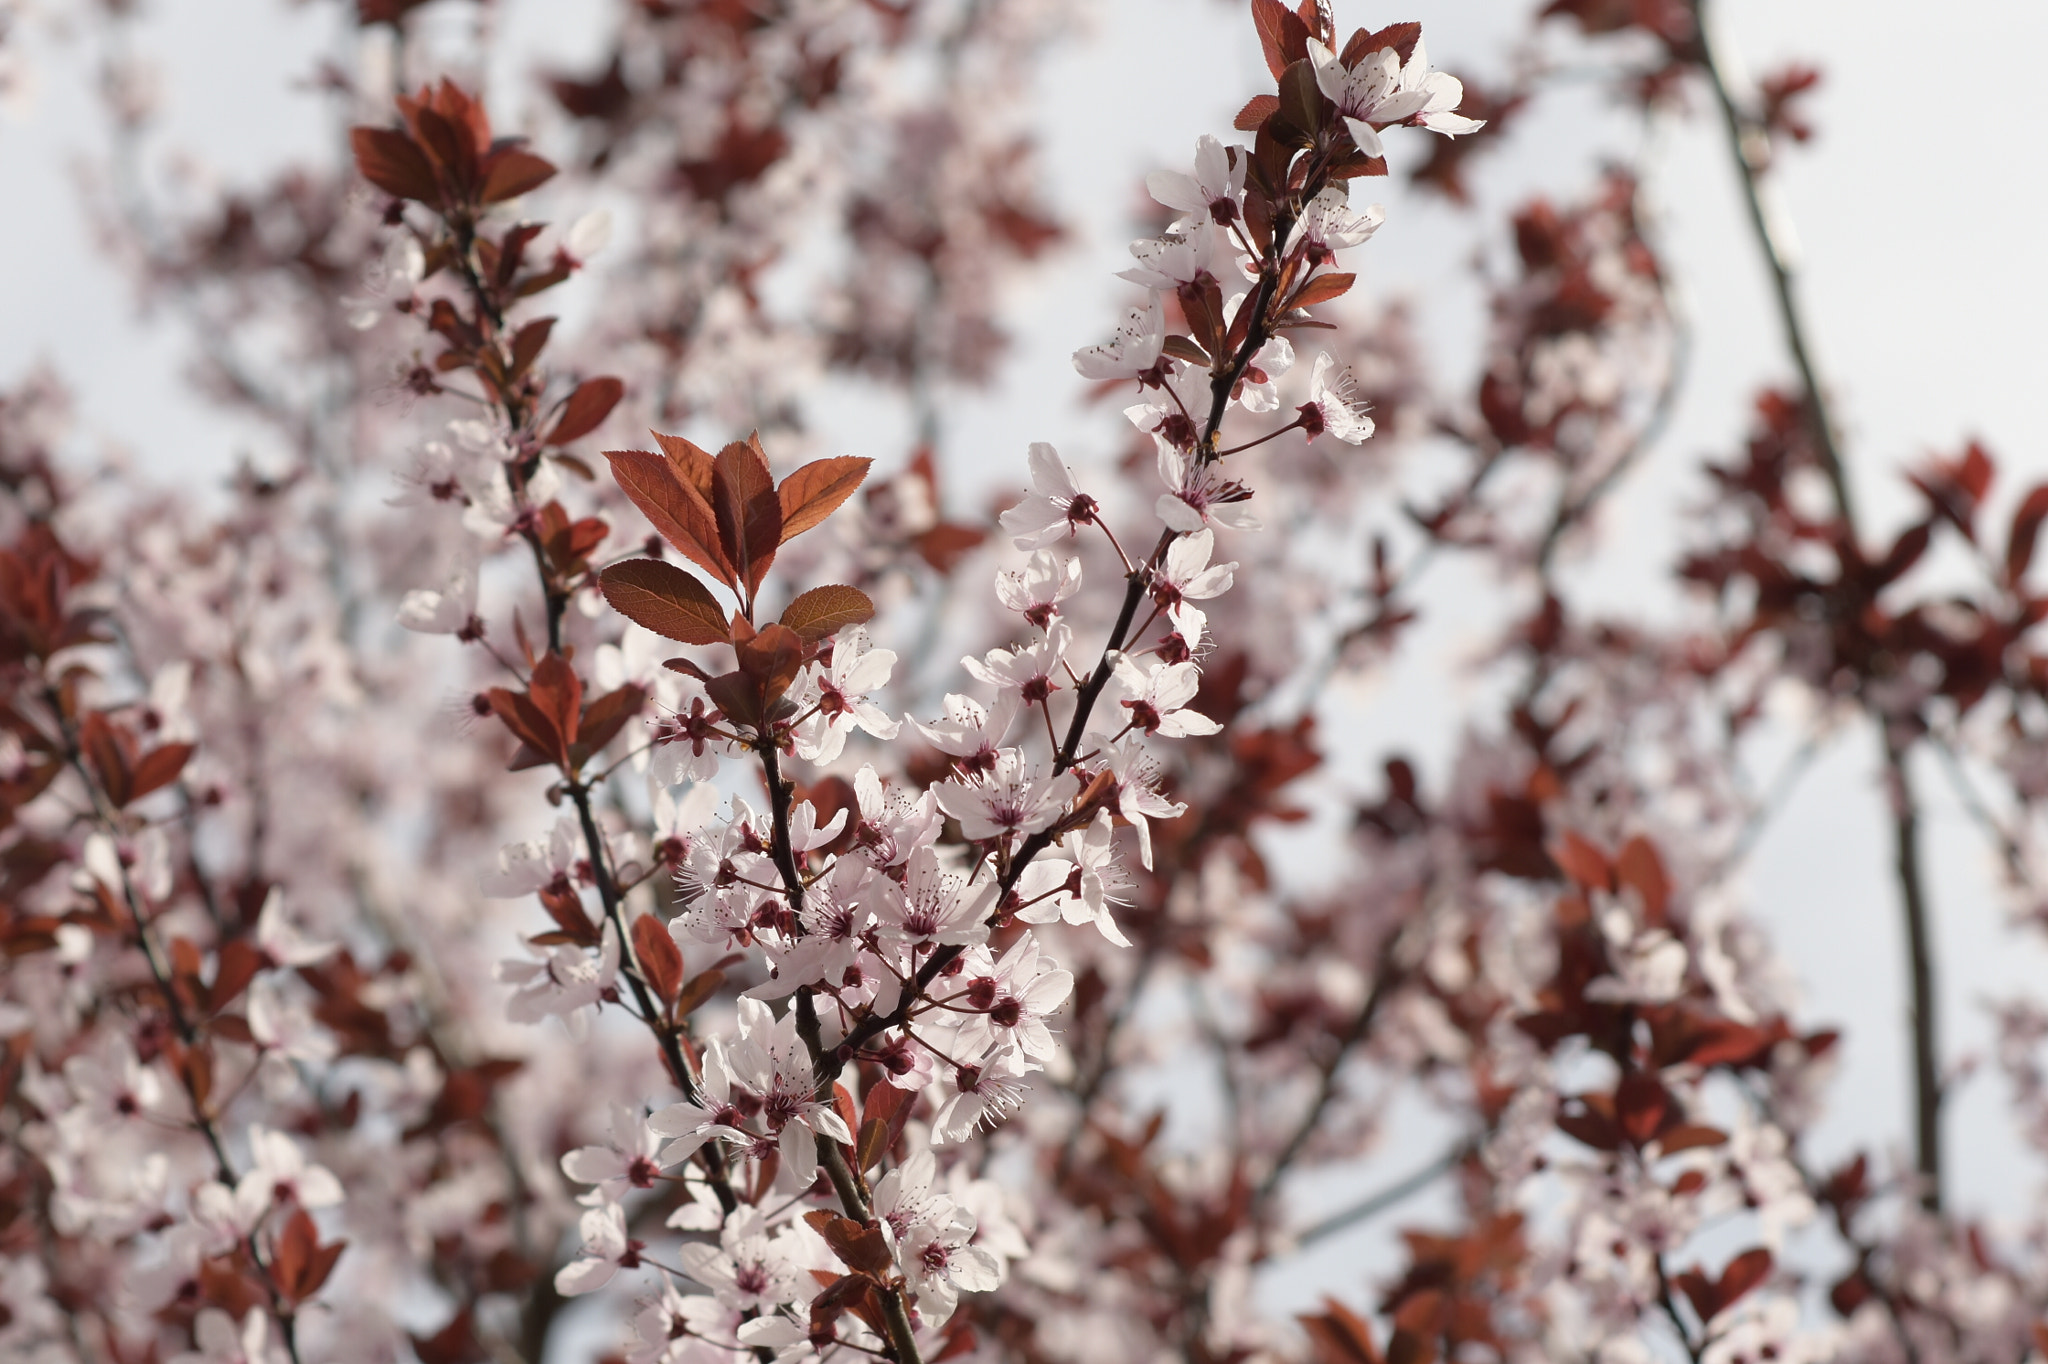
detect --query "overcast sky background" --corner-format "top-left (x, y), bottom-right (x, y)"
top-left (5, 0), bottom-right (2047, 1336)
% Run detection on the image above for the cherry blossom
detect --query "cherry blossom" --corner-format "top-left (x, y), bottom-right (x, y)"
top-left (946, 937), bottom-right (1073, 1063)
top-left (480, 816), bottom-right (584, 899)
top-left (1293, 186), bottom-right (1386, 262)
top-left (646, 1042), bottom-right (754, 1167)
top-left (930, 1047), bottom-right (1034, 1145)
top-left (999, 442), bottom-right (1101, 550)
top-left (1147, 528), bottom-right (1237, 644)
top-left (1013, 810), bottom-right (1133, 946)
top-left (650, 674), bottom-right (736, 786)
top-left (167, 1309), bottom-right (280, 1364)
top-left (674, 1210), bottom-right (801, 1312)
top-left (1308, 33), bottom-right (1484, 160)
top-left (555, 1202), bottom-right (644, 1296)
top-left (875, 844), bottom-right (997, 949)
top-left (561, 1104), bottom-right (673, 1203)
top-left (933, 750), bottom-right (1081, 844)
top-left (1299, 351), bottom-right (1378, 444)
top-left (1118, 222), bottom-right (1245, 295)
top-left (1155, 441), bottom-right (1262, 532)
top-left (1125, 359), bottom-right (1216, 455)
top-left (724, 999), bottom-right (855, 1187)
top-left (1234, 334), bottom-right (1295, 413)
top-left (7, 7), bottom-right (2003, 1364)
top-left (848, 763), bottom-right (943, 867)
top-left (1145, 134), bottom-right (1246, 227)
top-left (231, 1125), bottom-right (343, 1227)
top-left (791, 625), bottom-right (900, 763)
top-left (253, 888), bottom-right (336, 968)
top-left (395, 545), bottom-right (480, 635)
top-left (1073, 292), bottom-right (1165, 383)
top-left (995, 547), bottom-right (1083, 629)
top-left (495, 927), bottom-right (619, 1036)
top-left (1102, 654), bottom-right (1220, 739)
top-left (963, 622), bottom-right (1071, 709)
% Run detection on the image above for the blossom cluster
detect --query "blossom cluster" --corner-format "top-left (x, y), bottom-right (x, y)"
top-left (6, 3), bottom-right (2047, 1364)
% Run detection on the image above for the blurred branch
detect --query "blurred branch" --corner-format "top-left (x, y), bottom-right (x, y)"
top-left (1694, 0), bottom-right (1943, 1210)
top-left (1290, 1138), bottom-right (1471, 1249)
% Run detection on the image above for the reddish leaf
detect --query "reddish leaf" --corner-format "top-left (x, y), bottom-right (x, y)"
top-left (1678, 1017), bottom-right (1778, 1070)
top-left (129, 742), bottom-right (195, 804)
top-left (601, 559), bottom-right (731, 645)
top-left (208, 939), bottom-right (263, 1015)
top-left (1555, 1094), bottom-right (1619, 1151)
top-left (705, 670), bottom-right (765, 734)
top-left (607, 449), bottom-right (734, 587)
top-left (810, 1274), bottom-right (885, 1342)
top-left (1235, 93), bottom-right (1282, 131)
top-left (410, 1308), bottom-right (486, 1364)
top-left (777, 457), bottom-right (871, 543)
top-left (576, 684), bottom-right (646, 759)
top-left (1252, 0), bottom-right (1311, 80)
top-left (2009, 483), bottom-right (2048, 583)
top-left (79, 712), bottom-right (136, 809)
top-left (1615, 1072), bottom-right (1674, 1147)
top-left (1277, 56), bottom-right (1325, 138)
top-left (856, 1117), bottom-right (892, 1172)
top-left (350, 127), bottom-right (439, 203)
top-left (546, 377), bottom-right (623, 446)
top-left (673, 968), bottom-right (725, 1019)
top-left (913, 523), bottom-right (985, 574)
top-left (1548, 830), bottom-right (1610, 891)
top-left (537, 885), bottom-right (599, 947)
top-left (711, 435), bottom-right (783, 598)
top-left (1288, 272), bottom-right (1356, 311)
top-left (485, 688), bottom-right (563, 766)
top-left (409, 106), bottom-right (476, 195)
top-left (1299, 1297), bottom-right (1385, 1364)
top-left (779, 584), bottom-right (875, 642)
top-left (1717, 1247), bottom-right (1773, 1309)
top-left (170, 937), bottom-right (203, 986)
top-left (1341, 21), bottom-right (1420, 67)
top-left (208, 1013), bottom-right (257, 1046)
top-left (734, 623), bottom-right (805, 712)
top-left (651, 431), bottom-right (718, 501)
top-left (303, 1238), bottom-right (348, 1301)
top-left (833, 1083), bottom-right (860, 1147)
top-left (509, 318), bottom-right (555, 382)
top-left (1615, 835), bottom-right (1670, 927)
top-left (1680, 1247), bottom-right (1773, 1322)
top-left (528, 653), bottom-right (583, 757)
top-left (1653, 1124), bottom-right (1727, 1156)
top-left (1831, 1271), bottom-right (1874, 1317)
top-left (480, 146), bottom-right (557, 203)
top-left (273, 1208), bottom-right (314, 1297)
top-left (631, 914), bottom-right (684, 1005)
top-left (272, 1208), bottom-right (345, 1304)
top-left (803, 1211), bottom-right (894, 1277)
top-left (1869, 521), bottom-right (1932, 587)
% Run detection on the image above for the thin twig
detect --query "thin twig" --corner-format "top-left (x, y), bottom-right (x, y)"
top-left (1289, 1138), bottom-right (1471, 1248)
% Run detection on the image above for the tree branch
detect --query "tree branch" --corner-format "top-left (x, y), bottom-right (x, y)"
top-left (1694, 0), bottom-right (1943, 1210)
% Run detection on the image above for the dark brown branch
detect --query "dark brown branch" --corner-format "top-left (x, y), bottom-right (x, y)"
top-left (1693, 0), bottom-right (1853, 526)
top-left (1694, 0), bottom-right (1942, 1210)
top-left (757, 742), bottom-right (922, 1364)
top-left (1290, 1139), bottom-right (1471, 1248)
top-left (46, 694), bottom-right (307, 1364)
top-left (1255, 945), bottom-right (1402, 1202)
top-left (1882, 731), bottom-right (1943, 1212)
